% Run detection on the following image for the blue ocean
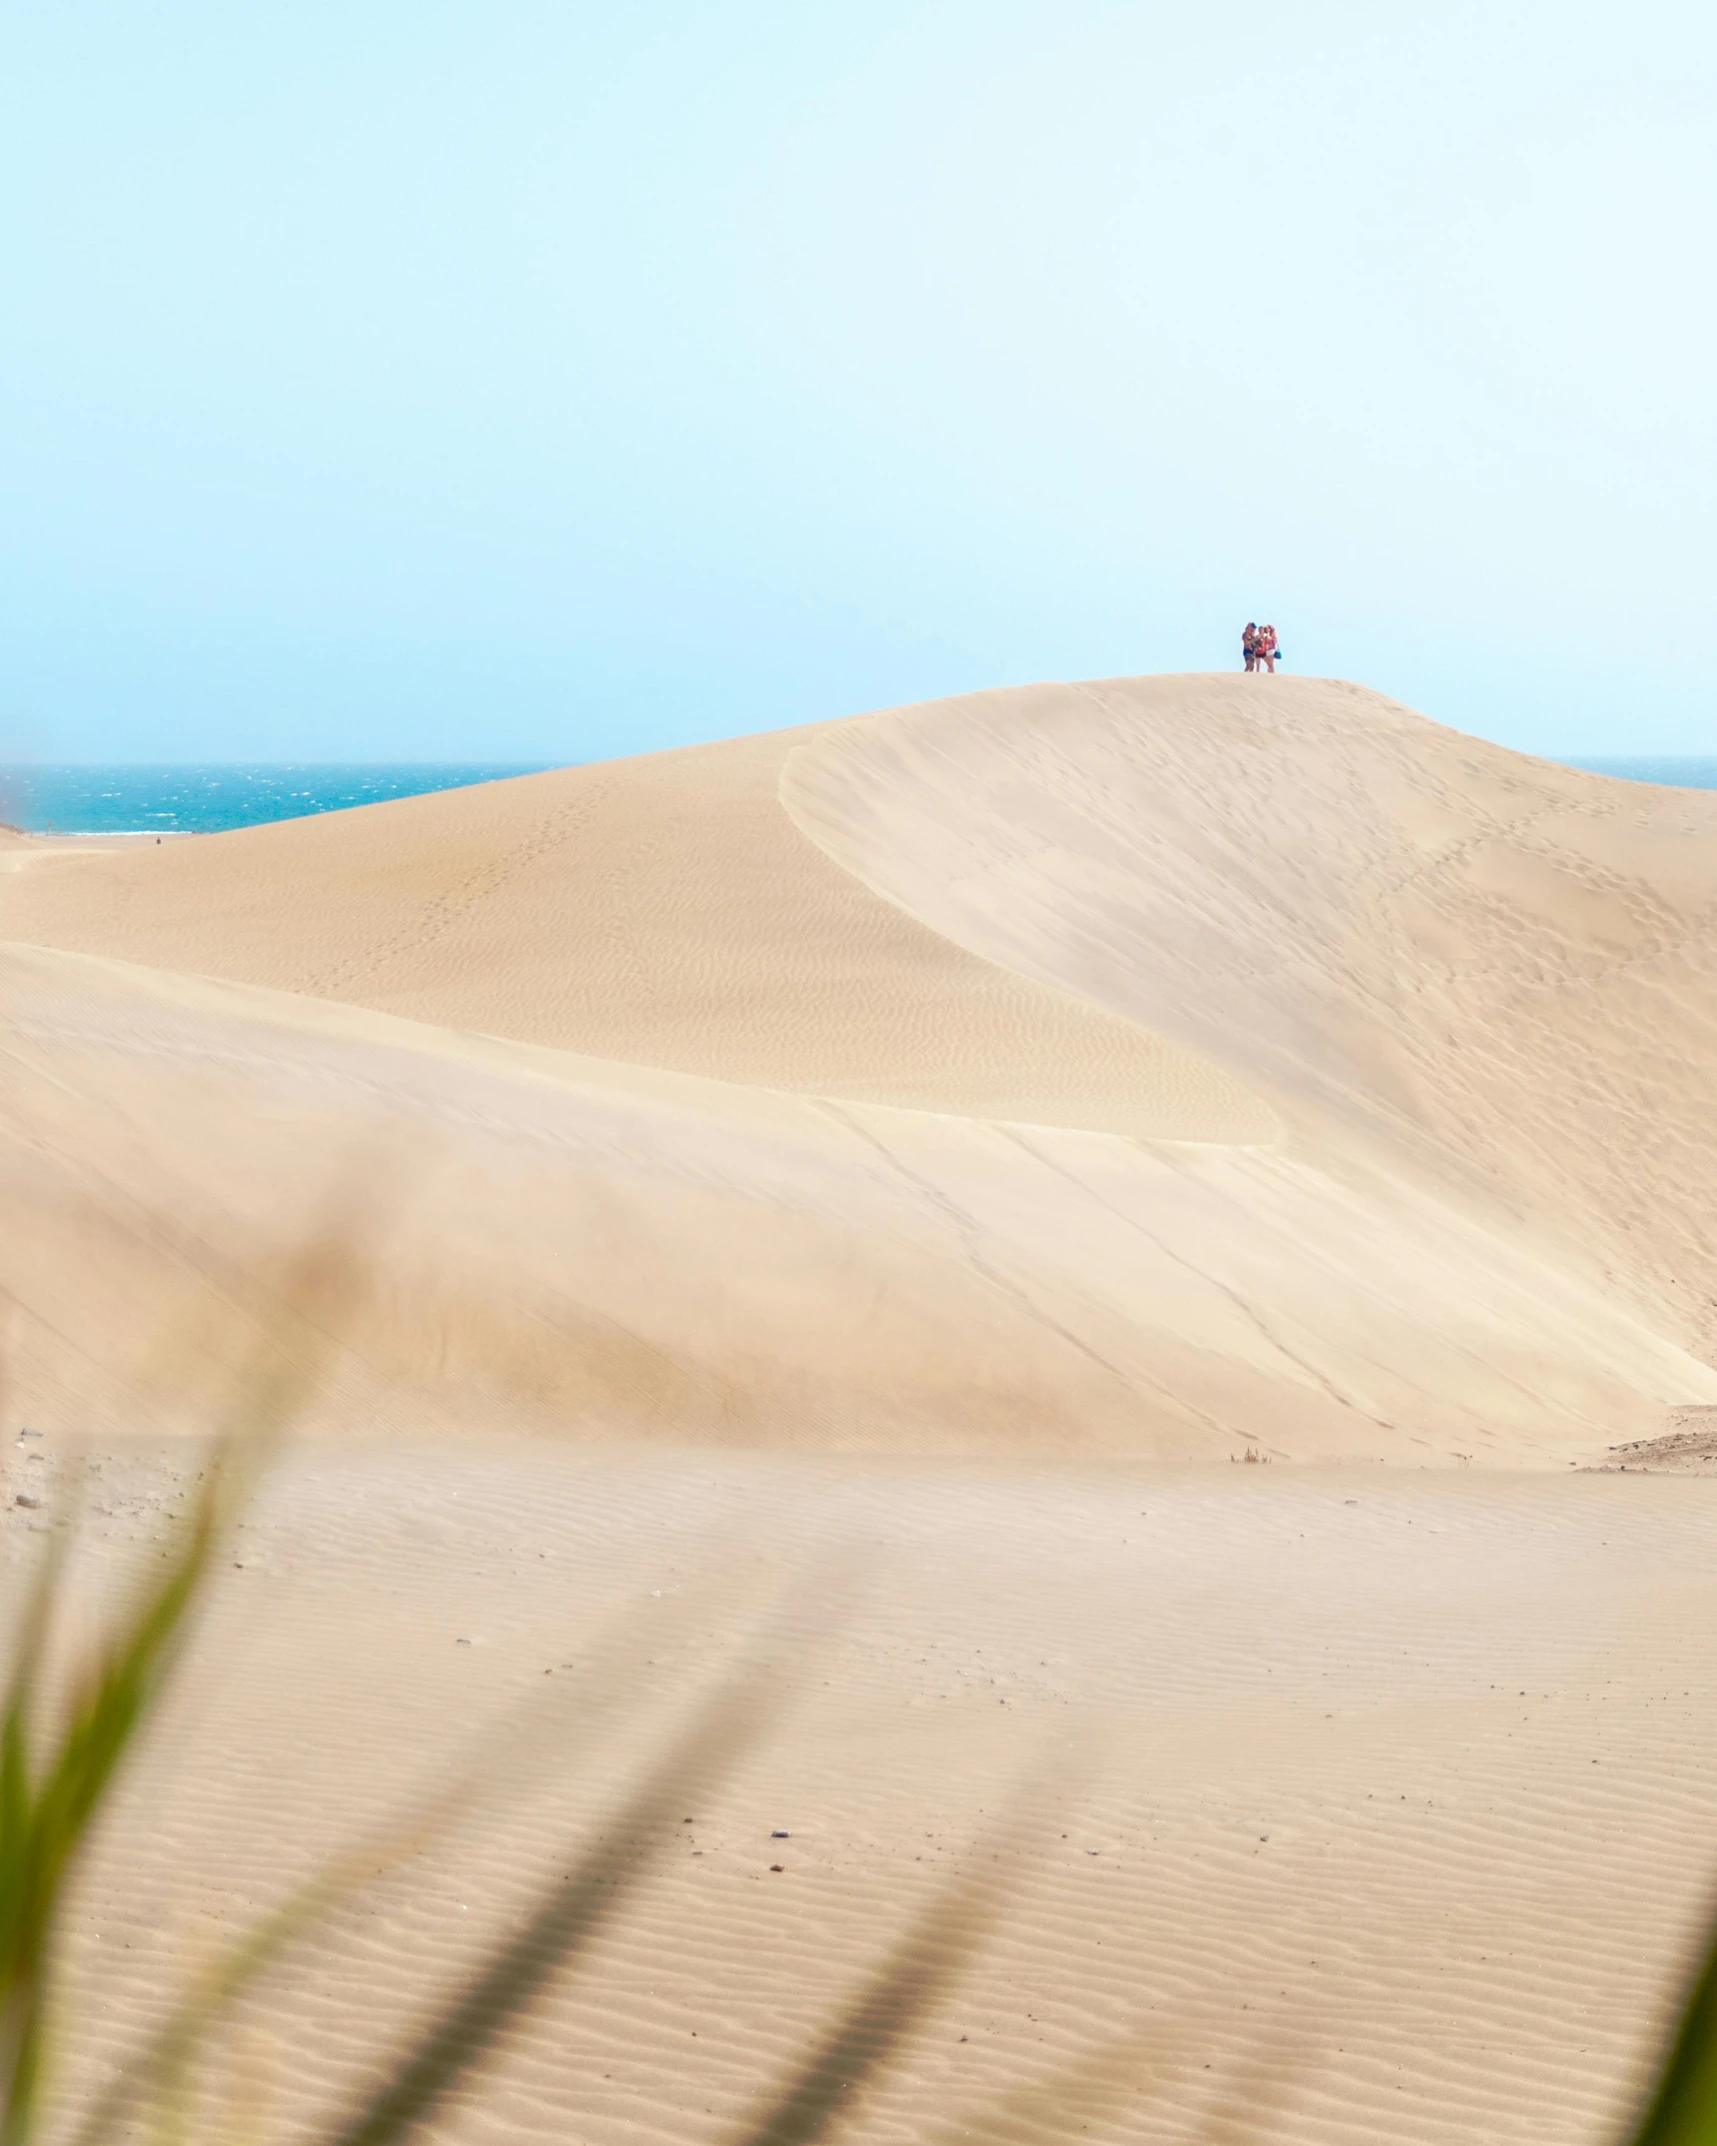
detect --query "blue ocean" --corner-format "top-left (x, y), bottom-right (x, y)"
top-left (0, 763), bottom-right (551, 836)
top-left (1568, 758), bottom-right (1717, 788)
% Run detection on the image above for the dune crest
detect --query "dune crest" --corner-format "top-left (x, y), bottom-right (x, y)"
top-left (784, 674), bottom-right (1717, 1369)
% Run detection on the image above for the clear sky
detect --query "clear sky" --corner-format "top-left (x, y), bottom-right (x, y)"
top-left (3, 1), bottom-right (1713, 764)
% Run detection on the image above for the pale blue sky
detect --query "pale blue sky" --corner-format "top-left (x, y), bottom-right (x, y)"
top-left (3, 1), bottom-right (1713, 763)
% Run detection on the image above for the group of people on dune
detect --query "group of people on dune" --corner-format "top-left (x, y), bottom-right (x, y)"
top-left (1241, 622), bottom-right (1280, 673)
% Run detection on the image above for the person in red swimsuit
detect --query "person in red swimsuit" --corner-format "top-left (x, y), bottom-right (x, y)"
top-left (1257, 624), bottom-right (1279, 673)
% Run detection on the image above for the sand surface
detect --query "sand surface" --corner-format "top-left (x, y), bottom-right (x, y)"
top-left (12, 1438), bottom-right (1717, 2146)
top-left (6, 673), bottom-right (1717, 2142)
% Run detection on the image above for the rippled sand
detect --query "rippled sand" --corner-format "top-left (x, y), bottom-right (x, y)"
top-left (18, 1440), bottom-right (1714, 2146)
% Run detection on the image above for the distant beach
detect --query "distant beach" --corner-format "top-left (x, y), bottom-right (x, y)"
top-left (0, 762), bottom-right (551, 836)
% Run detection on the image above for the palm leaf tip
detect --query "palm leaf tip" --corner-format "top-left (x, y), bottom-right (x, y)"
top-left (1625, 1918), bottom-right (1717, 2146)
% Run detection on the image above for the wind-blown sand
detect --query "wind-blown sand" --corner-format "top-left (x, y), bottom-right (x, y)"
top-left (5, 674), bottom-right (1717, 2143)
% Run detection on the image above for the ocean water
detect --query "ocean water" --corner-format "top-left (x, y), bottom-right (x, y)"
top-left (0, 763), bottom-right (550, 836)
top-left (1566, 758), bottom-right (1717, 787)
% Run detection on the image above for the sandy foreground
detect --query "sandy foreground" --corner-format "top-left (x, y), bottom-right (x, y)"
top-left (4, 673), bottom-right (1717, 2140)
top-left (12, 1443), bottom-right (1717, 2146)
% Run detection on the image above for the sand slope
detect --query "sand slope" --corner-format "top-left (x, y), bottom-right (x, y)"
top-left (1, 939), bottom-right (1703, 1463)
top-left (785, 676), bottom-right (1717, 1367)
top-left (0, 724), bottom-right (1264, 1139)
top-left (4, 674), bottom-right (1717, 1460)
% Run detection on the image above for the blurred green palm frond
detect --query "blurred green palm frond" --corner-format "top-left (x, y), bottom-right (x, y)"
top-left (0, 1442), bottom-right (1013, 2146)
top-left (1624, 1910), bottom-right (1717, 2146)
top-left (0, 1458), bottom-right (228, 2146)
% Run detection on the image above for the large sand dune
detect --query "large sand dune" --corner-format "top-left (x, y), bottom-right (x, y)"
top-left (11, 674), bottom-right (1717, 2146)
top-left (4, 673), bottom-right (1717, 1461)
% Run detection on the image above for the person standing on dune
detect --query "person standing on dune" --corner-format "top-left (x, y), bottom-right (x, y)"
top-left (1258, 624), bottom-right (1279, 673)
top-left (1242, 623), bottom-right (1259, 672)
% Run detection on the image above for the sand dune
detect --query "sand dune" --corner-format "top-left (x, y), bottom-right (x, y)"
top-left (11, 674), bottom-right (1717, 2146)
top-left (4, 674), bottom-right (1717, 1460)
top-left (0, 723), bottom-right (1265, 1139)
top-left (0, 932), bottom-right (1705, 1461)
top-left (785, 676), bottom-right (1717, 1368)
